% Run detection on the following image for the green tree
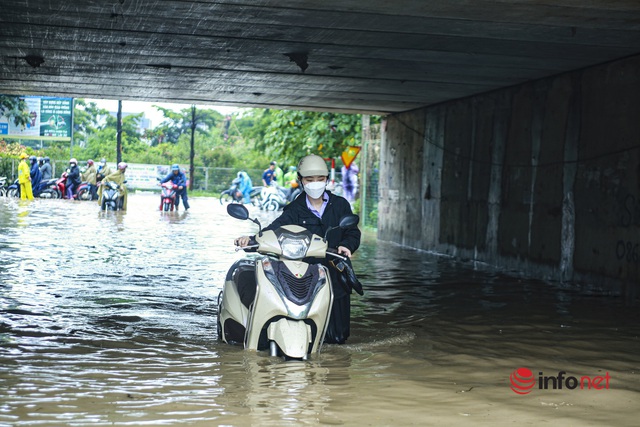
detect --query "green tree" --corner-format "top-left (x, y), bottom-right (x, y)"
top-left (82, 113), bottom-right (146, 161)
top-left (72, 99), bottom-right (109, 147)
top-left (0, 95), bottom-right (30, 127)
top-left (150, 106), bottom-right (224, 145)
top-left (251, 110), bottom-right (363, 166)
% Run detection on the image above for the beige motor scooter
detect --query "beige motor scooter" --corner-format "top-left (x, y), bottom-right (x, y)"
top-left (217, 203), bottom-right (358, 360)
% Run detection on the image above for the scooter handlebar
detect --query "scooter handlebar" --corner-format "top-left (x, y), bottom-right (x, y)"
top-left (235, 236), bottom-right (259, 252)
top-left (326, 247), bottom-right (347, 260)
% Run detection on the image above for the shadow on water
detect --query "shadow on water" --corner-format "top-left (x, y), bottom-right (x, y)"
top-left (1, 194), bottom-right (639, 426)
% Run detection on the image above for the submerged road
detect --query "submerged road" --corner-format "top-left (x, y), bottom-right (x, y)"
top-left (1, 194), bottom-right (638, 426)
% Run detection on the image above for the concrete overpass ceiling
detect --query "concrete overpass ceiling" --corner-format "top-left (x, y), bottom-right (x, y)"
top-left (1, 0), bottom-right (639, 114)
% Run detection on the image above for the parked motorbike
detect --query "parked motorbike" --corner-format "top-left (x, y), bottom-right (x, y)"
top-left (100, 181), bottom-right (124, 210)
top-left (159, 180), bottom-right (178, 211)
top-left (6, 179), bottom-right (19, 198)
top-left (5, 177), bottom-right (61, 199)
top-left (55, 172), bottom-right (68, 199)
top-left (217, 203), bottom-right (359, 360)
top-left (34, 178), bottom-right (61, 198)
top-left (75, 181), bottom-right (97, 201)
top-left (258, 184), bottom-right (300, 211)
top-left (0, 177), bottom-right (7, 197)
top-left (220, 177), bottom-right (262, 205)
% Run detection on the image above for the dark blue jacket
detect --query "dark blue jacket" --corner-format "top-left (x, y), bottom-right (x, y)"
top-left (161, 171), bottom-right (187, 188)
top-left (66, 164), bottom-right (81, 186)
top-left (30, 161), bottom-right (42, 188)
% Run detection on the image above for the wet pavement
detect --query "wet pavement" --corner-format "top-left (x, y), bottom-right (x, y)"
top-left (1, 194), bottom-right (639, 426)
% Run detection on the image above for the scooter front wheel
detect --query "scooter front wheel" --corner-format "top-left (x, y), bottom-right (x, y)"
top-left (77, 188), bottom-right (91, 201)
top-left (163, 201), bottom-right (170, 211)
top-left (265, 200), bottom-right (279, 211)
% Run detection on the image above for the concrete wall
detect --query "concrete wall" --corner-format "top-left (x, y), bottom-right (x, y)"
top-left (378, 54), bottom-right (640, 294)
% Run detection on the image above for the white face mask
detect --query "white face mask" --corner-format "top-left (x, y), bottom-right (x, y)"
top-left (304, 181), bottom-right (326, 199)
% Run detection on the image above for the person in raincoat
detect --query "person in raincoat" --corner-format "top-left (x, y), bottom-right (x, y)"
top-left (272, 160), bottom-right (284, 185)
top-left (341, 163), bottom-right (359, 203)
top-left (159, 164), bottom-right (190, 210)
top-left (29, 156), bottom-right (42, 193)
top-left (98, 162), bottom-right (128, 210)
top-left (18, 153), bottom-right (33, 200)
top-left (283, 165), bottom-right (297, 188)
top-left (96, 158), bottom-right (112, 183)
top-left (82, 159), bottom-right (98, 200)
top-left (236, 171), bottom-right (253, 204)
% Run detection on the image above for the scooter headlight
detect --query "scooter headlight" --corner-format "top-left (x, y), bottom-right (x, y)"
top-left (278, 234), bottom-right (309, 260)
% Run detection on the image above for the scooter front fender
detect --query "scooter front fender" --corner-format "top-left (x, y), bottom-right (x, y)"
top-left (267, 318), bottom-right (312, 359)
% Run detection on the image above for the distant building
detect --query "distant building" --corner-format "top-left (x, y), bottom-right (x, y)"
top-left (108, 111), bottom-right (151, 135)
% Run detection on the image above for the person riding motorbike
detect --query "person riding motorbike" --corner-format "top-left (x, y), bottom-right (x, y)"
top-left (65, 158), bottom-right (81, 199)
top-left (82, 159), bottom-right (98, 200)
top-left (98, 162), bottom-right (128, 210)
top-left (237, 171), bottom-right (253, 204)
top-left (235, 154), bottom-right (361, 344)
top-left (96, 158), bottom-right (112, 182)
top-left (29, 156), bottom-right (42, 193)
top-left (39, 156), bottom-right (52, 181)
top-left (159, 164), bottom-right (190, 210)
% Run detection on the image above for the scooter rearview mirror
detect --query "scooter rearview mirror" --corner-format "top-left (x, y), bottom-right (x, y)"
top-left (227, 203), bottom-right (249, 220)
top-left (338, 214), bottom-right (359, 229)
top-left (324, 215), bottom-right (359, 242)
top-left (227, 203), bottom-right (263, 236)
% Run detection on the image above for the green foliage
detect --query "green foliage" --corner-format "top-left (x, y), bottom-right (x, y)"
top-left (0, 141), bottom-right (42, 180)
top-left (149, 106), bottom-right (224, 146)
top-left (250, 110), bottom-right (362, 166)
top-left (35, 101), bottom-right (375, 177)
top-left (0, 95), bottom-right (30, 127)
top-left (72, 99), bottom-right (109, 146)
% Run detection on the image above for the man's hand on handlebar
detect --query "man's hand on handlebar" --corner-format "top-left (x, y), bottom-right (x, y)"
top-left (235, 236), bottom-right (251, 247)
top-left (337, 246), bottom-right (352, 258)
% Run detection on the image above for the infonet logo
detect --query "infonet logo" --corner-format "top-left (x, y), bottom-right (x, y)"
top-left (510, 367), bottom-right (611, 395)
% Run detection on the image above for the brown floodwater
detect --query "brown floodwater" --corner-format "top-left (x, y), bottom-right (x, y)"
top-left (0, 194), bottom-right (638, 426)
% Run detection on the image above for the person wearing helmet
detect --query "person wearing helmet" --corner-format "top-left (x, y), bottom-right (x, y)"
top-left (261, 161), bottom-right (277, 186)
top-left (96, 158), bottom-right (112, 183)
top-left (98, 162), bottom-right (129, 210)
top-left (17, 153), bottom-right (34, 200)
top-left (82, 159), bottom-right (98, 200)
top-left (235, 153), bottom-right (361, 344)
top-left (29, 155), bottom-right (42, 194)
top-left (39, 156), bottom-right (52, 181)
top-left (159, 164), bottom-right (190, 210)
top-left (65, 158), bottom-right (81, 199)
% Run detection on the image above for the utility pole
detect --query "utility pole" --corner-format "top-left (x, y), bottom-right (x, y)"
top-left (70, 98), bottom-right (75, 157)
top-left (116, 100), bottom-right (122, 164)
top-left (189, 105), bottom-right (196, 191)
top-left (361, 114), bottom-right (370, 227)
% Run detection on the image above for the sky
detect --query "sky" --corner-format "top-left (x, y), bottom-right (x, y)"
top-left (85, 98), bottom-right (242, 128)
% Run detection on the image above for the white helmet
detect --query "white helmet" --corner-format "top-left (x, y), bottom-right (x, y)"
top-left (297, 154), bottom-right (328, 177)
